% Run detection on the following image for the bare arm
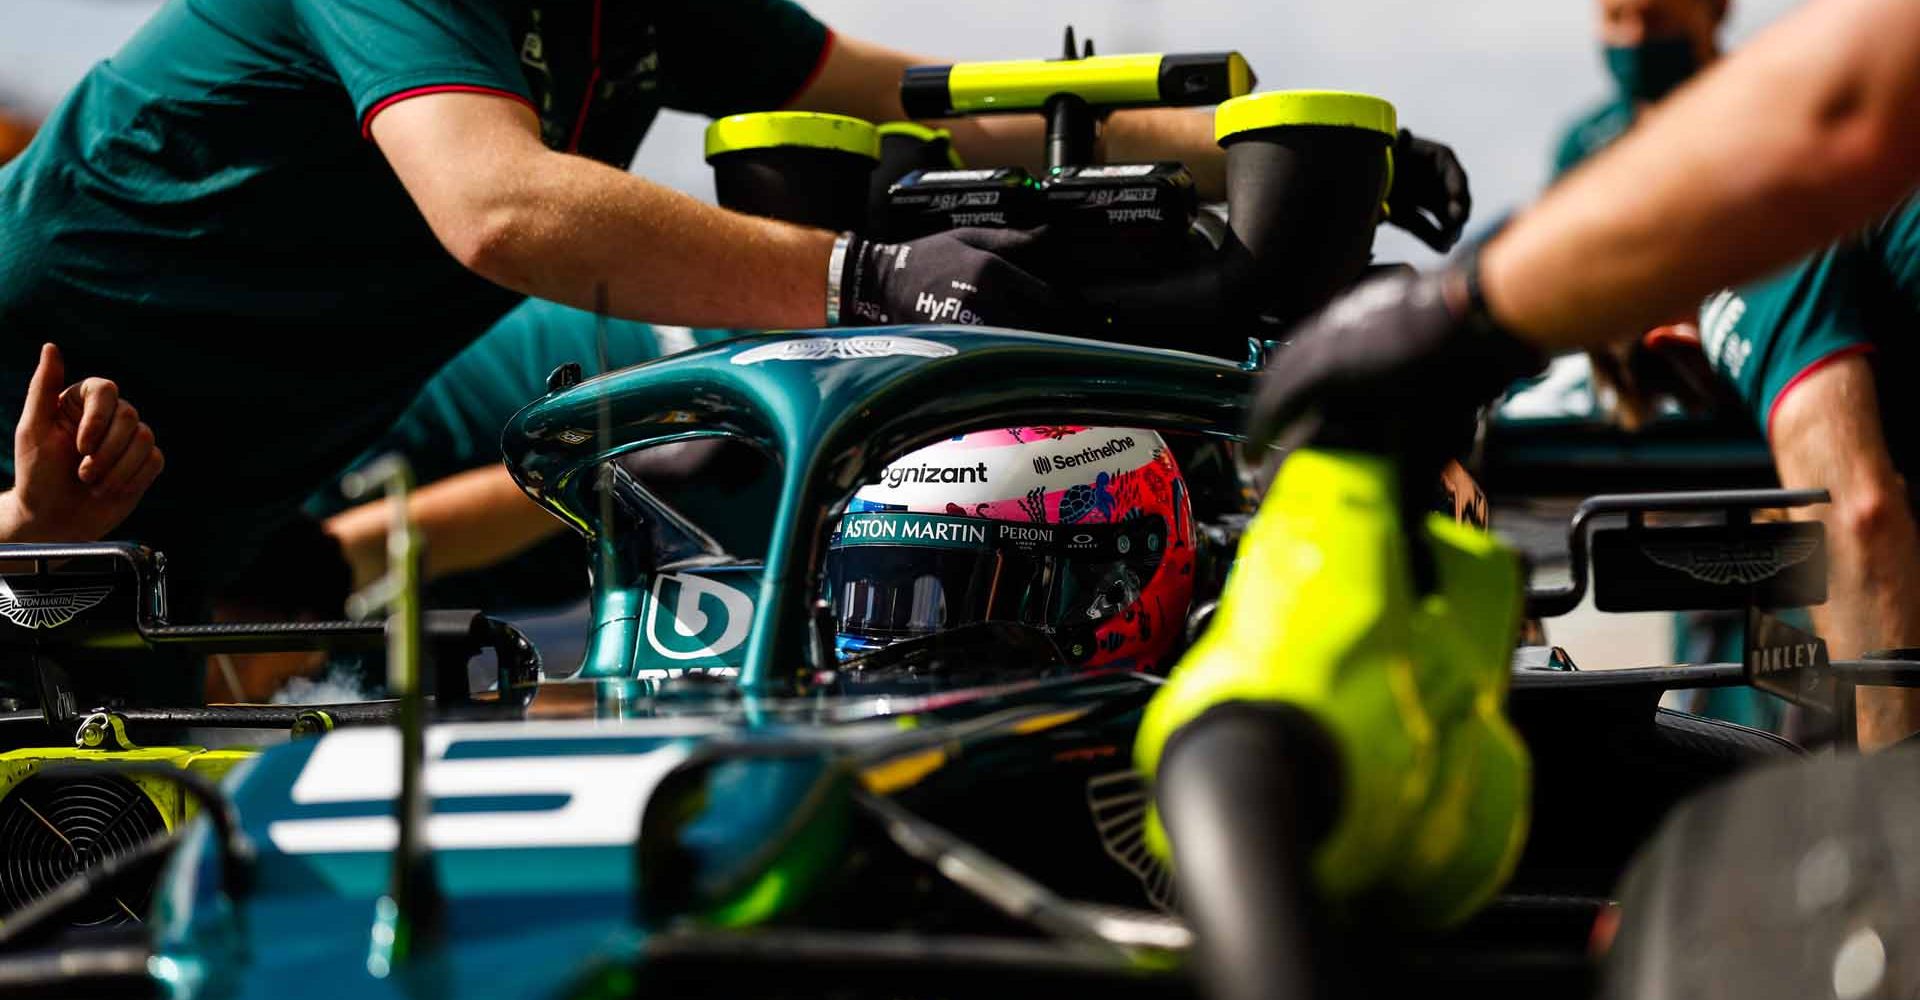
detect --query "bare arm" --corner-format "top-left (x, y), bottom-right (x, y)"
top-left (326, 464), bottom-right (560, 590)
top-left (1769, 356), bottom-right (1920, 748)
top-left (1483, 0), bottom-right (1920, 350)
top-left (370, 94), bottom-right (833, 329)
top-left (789, 34), bottom-right (1225, 199)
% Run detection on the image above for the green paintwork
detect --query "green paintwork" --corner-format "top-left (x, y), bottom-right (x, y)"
top-left (501, 326), bottom-right (1250, 692)
top-left (147, 670), bottom-right (1165, 999)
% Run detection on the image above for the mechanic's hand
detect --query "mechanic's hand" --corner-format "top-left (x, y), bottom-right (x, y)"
top-left (1248, 268), bottom-right (1541, 485)
top-left (1586, 322), bottom-right (1728, 432)
top-left (0, 343), bottom-right (164, 542)
top-left (1383, 128), bottom-right (1472, 253)
top-left (833, 227), bottom-right (1076, 330)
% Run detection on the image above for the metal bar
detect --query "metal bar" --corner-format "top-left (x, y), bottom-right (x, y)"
top-left (1836, 678), bottom-right (1859, 747)
top-left (1525, 488), bottom-right (1830, 618)
top-left (343, 456), bottom-right (440, 973)
top-left (855, 790), bottom-right (1190, 957)
top-left (0, 944), bottom-right (152, 994)
top-left (639, 929), bottom-right (1182, 990)
top-left (1509, 659), bottom-right (1920, 693)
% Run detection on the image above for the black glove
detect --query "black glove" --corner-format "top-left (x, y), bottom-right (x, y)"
top-left (834, 228), bottom-right (1076, 331)
top-left (1247, 266), bottom-right (1542, 481)
top-left (1384, 128), bottom-right (1472, 253)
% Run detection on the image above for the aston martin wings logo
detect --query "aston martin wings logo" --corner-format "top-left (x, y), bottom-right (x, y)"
top-left (730, 336), bottom-right (958, 365)
top-left (0, 578), bottom-right (113, 629)
top-left (1643, 536), bottom-right (1819, 586)
top-left (1086, 771), bottom-right (1177, 913)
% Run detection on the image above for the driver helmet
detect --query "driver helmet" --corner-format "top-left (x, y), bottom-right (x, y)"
top-left (826, 426), bottom-right (1195, 670)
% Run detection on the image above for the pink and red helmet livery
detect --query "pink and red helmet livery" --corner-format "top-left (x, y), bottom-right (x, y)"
top-left (827, 426), bottom-right (1195, 671)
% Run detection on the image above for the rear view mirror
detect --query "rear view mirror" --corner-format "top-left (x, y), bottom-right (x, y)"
top-left (1526, 488), bottom-right (1831, 618)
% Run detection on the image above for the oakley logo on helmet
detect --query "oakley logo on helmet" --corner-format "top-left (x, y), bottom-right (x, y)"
top-left (1644, 536), bottom-right (1818, 586)
top-left (644, 573), bottom-right (754, 662)
top-left (730, 336), bottom-right (958, 365)
top-left (0, 578), bottom-right (113, 629)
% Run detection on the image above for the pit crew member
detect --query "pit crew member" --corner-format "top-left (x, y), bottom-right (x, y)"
top-left (0, 0), bottom-right (1250, 631)
top-left (1246, 0), bottom-right (1920, 746)
top-left (1545, 0), bottom-right (1920, 744)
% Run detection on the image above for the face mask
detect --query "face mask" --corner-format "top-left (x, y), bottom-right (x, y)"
top-left (1604, 36), bottom-right (1698, 103)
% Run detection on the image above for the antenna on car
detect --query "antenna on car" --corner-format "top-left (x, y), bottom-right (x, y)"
top-left (343, 454), bottom-right (441, 975)
top-left (594, 282), bottom-right (618, 618)
top-left (1061, 26), bottom-right (1093, 60)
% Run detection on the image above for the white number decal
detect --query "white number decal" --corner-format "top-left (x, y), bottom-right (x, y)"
top-left (267, 722), bottom-right (716, 854)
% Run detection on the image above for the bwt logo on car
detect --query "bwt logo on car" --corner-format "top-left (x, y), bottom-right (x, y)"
top-left (878, 461), bottom-right (991, 488)
top-left (645, 573), bottom-right (754, 662)
top-left (1033, 435), bottom-right (1137, 473)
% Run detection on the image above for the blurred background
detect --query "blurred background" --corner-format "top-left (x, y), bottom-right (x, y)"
top-left (6, 0), bottom-right (1799, 265)
top-left (0, 0), bottom-right (1804, 667)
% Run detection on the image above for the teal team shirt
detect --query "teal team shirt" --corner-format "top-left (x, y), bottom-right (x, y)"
top-left (1697, 246), bottom-right (1873, 436)
top-left (1550, 97), bottom-right (1632, 182)
top-left (0, 0), bottom-right (827, 599)
top-left (1696, 201), bottom-right (1920, 451)
top-left (1552, 97), bottom-right (1901, 447)
top-left (1557, 103), bottom-right (1920, 735)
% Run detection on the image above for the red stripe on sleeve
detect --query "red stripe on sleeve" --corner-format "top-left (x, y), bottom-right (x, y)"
top-left (1766, 342), bottom-right (1876, 435)
top-left (361, 85), bottom-right (538, 140)
top-left (566, 0), bottom-right (606, 153)
top-left (780, 29), bottom-right (837, 110)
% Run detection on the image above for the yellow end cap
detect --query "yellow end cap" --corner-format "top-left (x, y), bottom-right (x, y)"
top-left (705, 112), bottom-right (880, 162)
top-left (875, 121), bottom-right (949, 144)
top-left (1215, 90), bottom-right (1398, 144)
top-left (1226, 53), bottom-right (1254, 100)
top-left (875, 121), bottom-right (966, 169)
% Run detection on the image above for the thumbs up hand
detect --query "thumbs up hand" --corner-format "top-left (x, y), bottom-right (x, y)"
top-left (0, 344), bottom-right (164, 542)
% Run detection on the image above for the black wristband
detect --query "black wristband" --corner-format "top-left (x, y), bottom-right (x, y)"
top-left (1453, 252), bottom-right (1546, 384)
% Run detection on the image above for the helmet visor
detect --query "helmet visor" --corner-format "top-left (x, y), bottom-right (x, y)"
top-left (825, 512), bottom-right (1167, 649)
